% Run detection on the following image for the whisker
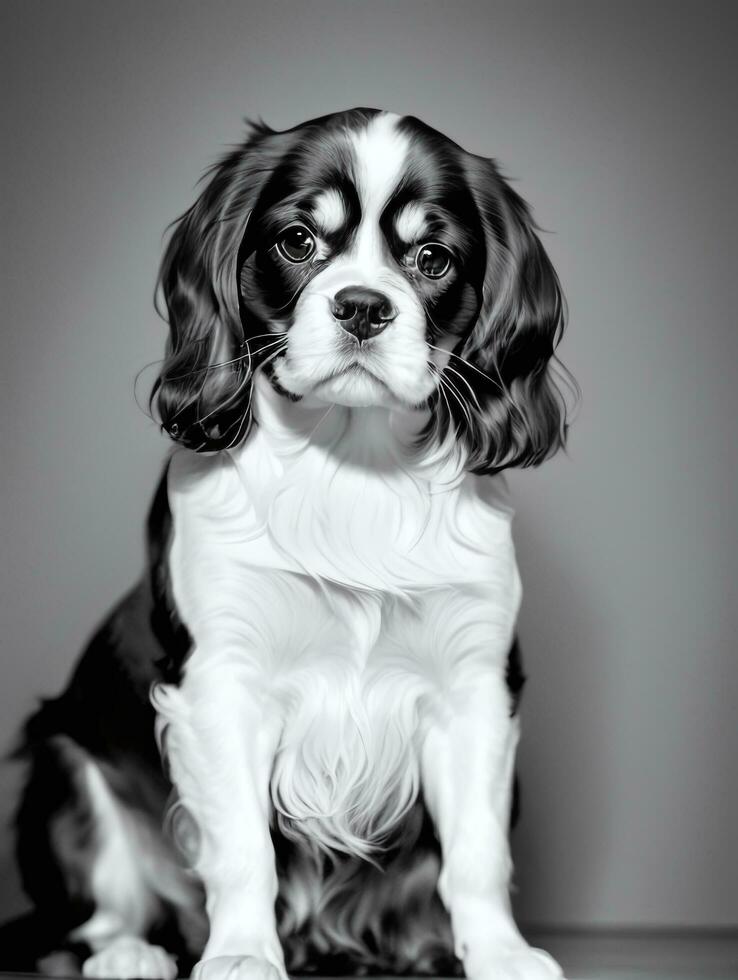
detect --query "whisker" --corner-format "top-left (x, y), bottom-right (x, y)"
top-left (168, 339), bottom-right (287, 428)
top-left (244, 341), bottom-right (290, 404)
top-left (427, 341), bottom-right (499, 389)
top-left (426, 340), bottom-right (535, 446)
top-left (428, 363), bottom-right (468, 434)
top-left (236, 335), bottom-right (289, 381)
top-left (190, 340), bottom-right (289, 451)
top-left (438, 372), bottom-right (474, 431)
top-left (428, 356), bottom-right (474, 430)
top-left (424, 309), bottom-right (499, 405)
top-left (227, 342), bottom-right (291, 447)
top-left (441, 364), bottom-right (483, 415)
top-left (162, 333), bottom-right (287, 384)
top-left (193, 340), bottom-right (288, 431)
top-left (428, 364), bottom-right (459, 437)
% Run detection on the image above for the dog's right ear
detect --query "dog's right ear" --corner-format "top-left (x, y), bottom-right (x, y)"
top-left (151, 121), bottom-right (293, 452)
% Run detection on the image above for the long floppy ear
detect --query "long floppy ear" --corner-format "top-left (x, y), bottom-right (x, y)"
top-left (151, 121), bottom-right (292, 451)
top-left (447, 154), bottom-right (576, 473)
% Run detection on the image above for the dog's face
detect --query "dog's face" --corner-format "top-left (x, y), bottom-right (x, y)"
top-left (154, 108), bottom-right (572, 470)
top-left (239, 111), bottom-right (482, 410)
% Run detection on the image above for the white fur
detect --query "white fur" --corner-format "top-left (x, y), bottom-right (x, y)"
top-left (395, 201), bottom-right (429, 244)
top-left (310, 188), bottom-right (346, 235)
top-left (274, 112), bottom-right (437, 409)
top-left (82, 937), bottom-right (178, 980)
top-left (152, 657), bottom-right (286, 973)
top-left (70, 762), bottom-right (160, 947)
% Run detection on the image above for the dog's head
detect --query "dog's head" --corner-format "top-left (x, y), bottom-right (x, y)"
top-left (153, 107), bottom-right (573, 471)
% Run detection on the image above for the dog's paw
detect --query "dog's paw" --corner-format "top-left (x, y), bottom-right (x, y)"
top-left (82, 936), bottom-right (178, 979)
top-left (191, 955), bottom-right (285, 980)
top-left (476, 944), bottom-right (564, 980)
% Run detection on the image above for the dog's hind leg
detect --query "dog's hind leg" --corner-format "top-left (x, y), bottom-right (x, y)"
top-left (17, 735), bottom-right (201, 979)
top-left (67, 757), bottom-right (179, 979)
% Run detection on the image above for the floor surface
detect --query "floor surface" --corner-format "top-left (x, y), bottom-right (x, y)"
top-left (1, 930), bottom-right (737, 980)
top-left (527, 928), bottom-right (738, 979)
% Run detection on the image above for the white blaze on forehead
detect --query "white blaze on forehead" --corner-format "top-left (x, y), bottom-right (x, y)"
top-left (350, 112), bottom-right (408, 221)
top-left (311, 188), bottom-right (346, 234)
top-left (395, 202), bottom-right (428, 244)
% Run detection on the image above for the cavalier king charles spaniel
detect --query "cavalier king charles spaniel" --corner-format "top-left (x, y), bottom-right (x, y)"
top-left (13, 108), bottom-right (573, 980)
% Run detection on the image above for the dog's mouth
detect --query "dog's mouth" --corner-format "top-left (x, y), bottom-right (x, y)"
top-left (315, 362), bottom-right (387, 387)
top-left (305, 361), bottom-right (405, 408)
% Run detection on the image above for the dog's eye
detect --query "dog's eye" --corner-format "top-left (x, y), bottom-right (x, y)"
top-left (416, 243), bottom-right (453, 279)
top-left (276, 225), bottom-right (316, 263)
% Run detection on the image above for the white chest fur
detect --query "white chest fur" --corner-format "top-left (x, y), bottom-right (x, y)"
top-left (164, 373), bottom-right (522, 853)
top-left (168, 373), bottom-right (519, 596)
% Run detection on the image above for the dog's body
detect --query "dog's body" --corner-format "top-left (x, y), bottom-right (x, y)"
top-left (12, 109), bottom-right (572, 980)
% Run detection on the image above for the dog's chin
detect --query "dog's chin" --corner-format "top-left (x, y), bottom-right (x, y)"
top-left (276, 363), bottom-right (407, 409)
top-left (313, 366), bottom-right (401, 408)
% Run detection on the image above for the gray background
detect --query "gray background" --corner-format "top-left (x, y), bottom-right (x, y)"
top-left (1, 0), bottom-right (736, 932)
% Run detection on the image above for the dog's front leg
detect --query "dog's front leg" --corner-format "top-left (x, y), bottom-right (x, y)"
top-left (421, 673), bottom-right (564, 980)
top-left (152, 652), bottom-right (285, 980)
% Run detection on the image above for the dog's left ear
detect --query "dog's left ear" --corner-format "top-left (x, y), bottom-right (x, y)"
top-left (453, 154), bottom-right (575, 473)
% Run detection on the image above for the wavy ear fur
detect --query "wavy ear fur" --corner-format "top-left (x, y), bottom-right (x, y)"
top-left (448, 155), bottom-right (576, 473)
top-left (151, 121), bottom-right (292, 451)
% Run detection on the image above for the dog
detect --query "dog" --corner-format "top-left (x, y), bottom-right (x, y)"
top-left (11, 108), bottom-right (573, 980)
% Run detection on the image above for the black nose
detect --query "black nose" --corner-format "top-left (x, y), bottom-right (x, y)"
top-left (331, 286), bottom-right (397, 342)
